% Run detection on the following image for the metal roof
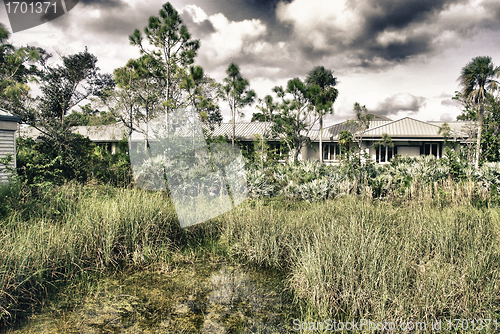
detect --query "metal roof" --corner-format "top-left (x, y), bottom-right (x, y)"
top-left (427, 121), bottom-right (475, 134)
top-left (0, 108), bottom-right (21, 122)
top-left (18, 123), bottom-right (142, 142)
top-left (17, 117), bottom-right (471, 143)
top-left (309, 120), bottom-right (393, 141)
top-left (204, 122), bottom-right (274, 140)
top-left (361, 117), bottom-right (469, 138)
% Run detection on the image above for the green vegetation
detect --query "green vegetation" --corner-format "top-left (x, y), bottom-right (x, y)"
top-left (458, 56), bottom-right (500, 168)
top-left (226, 198), bottom-right (500, 323)
top-left (15, 136), bottom-right (132, 189)
top-left (2, 157), bottom-right (500, 329)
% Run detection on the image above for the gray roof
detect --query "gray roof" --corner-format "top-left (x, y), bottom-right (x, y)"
top-left (204, 122), bottom-right (274, 140)
top-left (427, 121), bottom-right (475, 133)
top-left (361, 117), bottom-right (469, 138)
top-left (18, 123), bottom-right (142, 142)
top-left (17, 117), bottom-right (471, 144)
top-left (0, 108), bottom-right (21, 122)
top-left (309, 120), bottom-right (393, 140)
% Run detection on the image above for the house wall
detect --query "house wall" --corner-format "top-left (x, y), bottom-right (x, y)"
top-left (396, 146), bottom-right (420, 157)
top-left (0, 123), bottom-right (17, 183)
top-left (303, 142), bottom-right (320, 161)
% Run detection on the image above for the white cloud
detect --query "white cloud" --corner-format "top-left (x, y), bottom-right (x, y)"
top-left (204, 13), bottom-right (267, 62)
top-left (181, 6), bottom-right (269, 68)
top-left (181, 4), bottom-right (208, 23)
top-left (276, 0), bottom-right (363, 51)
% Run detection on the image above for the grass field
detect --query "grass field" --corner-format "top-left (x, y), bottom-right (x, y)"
top-left (1, 180), bottom-right (500, 330)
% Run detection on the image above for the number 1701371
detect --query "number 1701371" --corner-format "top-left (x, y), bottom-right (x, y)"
top-left (5, 2), bottom-right (57, 14)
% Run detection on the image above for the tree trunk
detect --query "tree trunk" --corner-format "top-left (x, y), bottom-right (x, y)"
top-left (232, 105), bottom-right (235, 147)
top-left (475, 103), bottom-right (484, 169)
top-left (319, 115), bottom-right (323, 163)
top-left (261, 135), bottom-right (264, 172)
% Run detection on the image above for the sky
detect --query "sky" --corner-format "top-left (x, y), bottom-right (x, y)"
top-left (1, 0), bottom-right (500, 126)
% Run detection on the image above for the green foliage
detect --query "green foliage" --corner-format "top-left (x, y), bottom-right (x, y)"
top-left (66, 103), bottom-right (117, 126)
top-left (458, 56), bottom-right (500, 168)
top-left (270, 78), bottom-right (317, 161)
top-left (0, 23), bottom-right (44, 112)
top-left (16, 135), bottom-right (132, 189)
top-left (129, 2), bottom-right (200, 112)
top-left (220, 62), bottom-right (256, 146)
top-left (305, 66), bottom-right (338, 115)
top-left (456, 92), bottom-right (500, 163)
top-left (244, 155), bottom-right (498, 204)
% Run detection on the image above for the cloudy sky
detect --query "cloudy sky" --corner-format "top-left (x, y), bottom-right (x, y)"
top-left (1, 0), bottom-right (500, 125)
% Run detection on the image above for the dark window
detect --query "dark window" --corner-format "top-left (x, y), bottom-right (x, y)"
top-left (423, 143), bottom-right (441, 158)
top-left (376, 145), bottom-right (394, 163)
top-left (323, 144), bottom-right (341, 161)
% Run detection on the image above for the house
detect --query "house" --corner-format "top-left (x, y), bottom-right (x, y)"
top-left (305, 116), bottom-right (470, 163)
top-left (17, 113), bottom-right (471, 164)
top-left (0, 108), bottom-right (20, 182)
top-left (18, 123), bottom-right (134, 154)
top-left (204, 114), bottom-right (470, 163)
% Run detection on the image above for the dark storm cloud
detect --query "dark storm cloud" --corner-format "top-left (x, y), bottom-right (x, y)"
top-left (194, 0), bottom-right (293, 44)
top-left (206, 0), bottom-right (290, 22)
top-left (275, 0), bottom-right (500, 72)
top-left (78, 0), bottom-right (125, 8)
top-left (353, 0), bottom-right (465, 61)
top-left (372, 93), bottom-right (427, 116)
top-left (361, 0), bottom-right (457, 32)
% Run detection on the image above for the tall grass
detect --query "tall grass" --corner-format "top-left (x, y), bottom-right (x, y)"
top-left (223, 196), bottom-right (500, 323)
top-left (0, 183), bottom-right (182, 325)
top-left (2, 157), bottom-right (500, 328)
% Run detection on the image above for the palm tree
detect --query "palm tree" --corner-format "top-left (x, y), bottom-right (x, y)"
top-left (306, 66), bottom-right (338, 163)
top-left (458, 56), bottom-right (500, 168)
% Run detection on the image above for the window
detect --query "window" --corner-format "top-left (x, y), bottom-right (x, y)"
top-left (269, 142), bottom-right (287, 161)
top-left (323, 143), bottom-right (341, 161)
top-left (422, 143), bottom-right (441, 158)
top-left (376, 145), bottom-right (396, 163)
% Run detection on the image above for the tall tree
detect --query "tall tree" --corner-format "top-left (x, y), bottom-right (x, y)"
top-left (110, 55), bottom-right (166, 149)
top-left (0, 22), bottom-right (44, 113)
top-left (272, 78), bottom-right (318, 161)
top-left (252, 95), bottom-right (277, 170)
top-left (180, 65), bottom-right (222, 128)
top-left (129, 2), bottom-right (200, 112)
top-left (456, 91), bottom-right (500, 162)
top-left (13, 48), bottom-right (114, 184)
top-left (306, 66), bottom-right (338, 163)
top-left (346, 102), bottom-right (373, 164)
top-left (29, 48), bottom-right (114, 136)
top-left (458, 56), bottom-right (500, 169)
top-left (220, 62), bottom-right (256, 147)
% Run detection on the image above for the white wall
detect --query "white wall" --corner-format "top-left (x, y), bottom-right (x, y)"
top-left (397, 146), bottom-right (420, 157)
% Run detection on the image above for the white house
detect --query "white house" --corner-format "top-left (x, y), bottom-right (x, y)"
top-left (0, 108), bottom-right (20, 182)
top-left (17, 113), bottom-right (471, 164)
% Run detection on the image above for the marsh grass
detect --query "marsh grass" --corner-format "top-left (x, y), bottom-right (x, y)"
top-left (224, 194), bottom-right (500, 325)
top-left (0, 182), bottom-right (185, 325)
top-left (1, 176), bottom-right (500, 330)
